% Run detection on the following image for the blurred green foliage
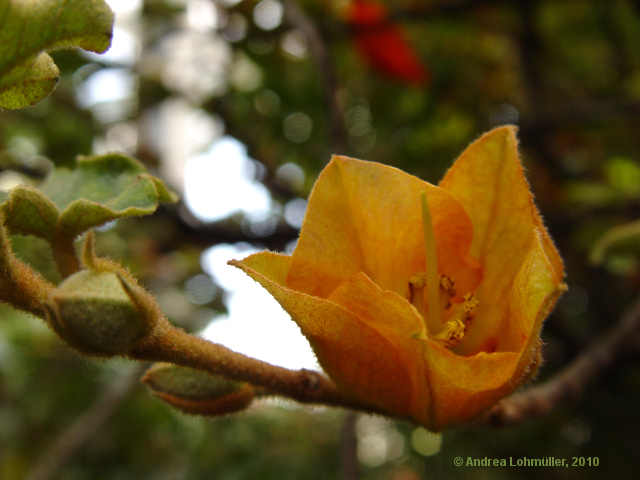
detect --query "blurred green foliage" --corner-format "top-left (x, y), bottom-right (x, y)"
top-left (2, 0), bottom-right (640, 478)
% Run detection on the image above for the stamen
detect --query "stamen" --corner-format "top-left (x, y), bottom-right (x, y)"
top-left (461, 293), bottom-right (479, 323)
top-left (432, 318), bottom-right (466, 347)
top-left (439, 275), bottom-right (456, 310)
top-left (439, 275), bottom-right (456, 297)
top-left (432, 293), bottom-right (479, 348)
top-left (420, 192), bottom-right (441, 332)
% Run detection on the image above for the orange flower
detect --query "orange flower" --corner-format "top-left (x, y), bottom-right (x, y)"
top-left (230, 126), bottom-right (566, 430)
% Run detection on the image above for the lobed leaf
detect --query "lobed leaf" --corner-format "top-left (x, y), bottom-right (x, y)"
top-left (0, 0), bottom-right (114, 109)
top-left (15, 152), bottom-right (179, 239)
top-left (10, 234), bottom-right (62, 284)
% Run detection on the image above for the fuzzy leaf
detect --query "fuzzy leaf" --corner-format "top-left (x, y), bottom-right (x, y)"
top-left (1, 185), bottom-right (59, 239)
top-left (10, 234), bottom-right (62, 284)
top-left (0, 0), bottom-right (114, 109)
top-left (38, 153), bottom-right (177, 238)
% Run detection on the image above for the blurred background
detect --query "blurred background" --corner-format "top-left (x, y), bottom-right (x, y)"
top-left (2, 0), bottom-right (640, 478)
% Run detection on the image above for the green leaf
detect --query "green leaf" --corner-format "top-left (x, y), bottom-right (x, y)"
top-left (590, 219), bottom-right (640, 265)
top-left (0, 53), bottom-right (59, 109)
top-left (38, 153), bottom-right (178, 238)
top-left (0, 153), bottom-right (176, 277)
top-left (565, 181), bottom-right (619, 207)
top-left (0, 0), bottom-right (114, 109)
top-left (605, 156), bottom-right (640, 197)
top-left (1, 185), bottom-right (59, 239)
top-left (10, 234), bottom-right (62, 284)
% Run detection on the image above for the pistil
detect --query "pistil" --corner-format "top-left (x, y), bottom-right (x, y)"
top-left (410, 193), bottom-right (479, 349)
top-left (420, 192), bottom-right (441, 333)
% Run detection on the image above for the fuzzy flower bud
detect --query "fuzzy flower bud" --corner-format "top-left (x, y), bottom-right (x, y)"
top-left (47, 270), bottom-right (153, 355)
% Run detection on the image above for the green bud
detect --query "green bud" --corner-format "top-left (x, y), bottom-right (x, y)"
top-left (48, 270), bottom-right (152, 355)
top-left (142, 363), bottom-right (255, 416)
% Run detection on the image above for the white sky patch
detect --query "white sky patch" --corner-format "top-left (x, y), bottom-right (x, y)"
top-left (201, 244), bottom-right (319, 371)
top-left (275, 161), bottom-right (305, 190)
top-left (146, 98), bottom-right (222, 190)
top-left (159, 30), bottom-right (231, 102)
top-left (76, 68), bottom-right (135, 108)
top-left (284, 198), bottom-right (307, 229)
top-left (281, 30), bottom-right (307, 60)
top-left (185, 136), bottom-right (272, 222)
top-left (253, 0), bottom-right (283, 31)
top-left (83, 0), bottom-right (141, 65)
top-left (90, 26), bottom-right (140, 65)
top-left (186, 0), bottom-right (219, 31)
top-left (105, 0), bottom-right (143, 16)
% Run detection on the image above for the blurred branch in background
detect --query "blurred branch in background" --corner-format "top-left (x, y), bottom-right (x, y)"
top-left (155, 203), bottom-right (299, 252)
top-left (283, 0), bottom-right (348, 154)
top-left (26, 365), bottom-right (146, 480)
top-left (341, 412), bottom-right (359, 480)
top-left (486, 294), bottom-right (640, 426)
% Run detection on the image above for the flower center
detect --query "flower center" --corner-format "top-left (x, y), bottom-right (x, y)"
top-left (408, 193), bottom-right (479, 348)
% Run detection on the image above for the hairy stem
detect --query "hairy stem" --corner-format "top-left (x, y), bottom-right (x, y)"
top-left (0, 220), bottom-right (55, 317)
top-left (130, 321), bottom-right (364, 409)
top-left (52, 231), bottom-right (80, 278)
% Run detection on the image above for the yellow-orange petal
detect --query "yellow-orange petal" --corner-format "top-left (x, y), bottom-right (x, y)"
top-left (287, 155), bottom-right (481, 300)
top-left (423, 342), bottom-right (519, 430)
top-left (503, 229), bottom-right (567, 370)
top-left (439, 126), bottom-right (564, 354)
top-left (230, 252), bottom-right (419, 418)
top-left (328, 271), bottom-right (425, 339)
top-left (327, 272), bottom-right (430, 423)
top-left (425, 230), bottom-right (566, 429)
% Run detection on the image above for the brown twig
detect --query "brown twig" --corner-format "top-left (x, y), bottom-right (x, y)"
top-left (341, 412), bottom-right (359, 480)
top-left (129, 322), bottom-right (366, 410)
top-left (154, 202), bottom-right (299, 252)
top-left (485, 295), bottom-right (640, 426)
top-left (27, 365), bottom-right (146, 480)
